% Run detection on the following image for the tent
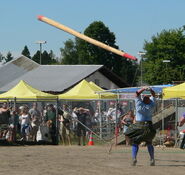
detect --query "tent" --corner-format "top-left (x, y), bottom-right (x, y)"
top-left (89, 81), bottom-right (104, 91)
top-left (104, 84), bottom-right (173, 94)
top-left (89, 81), bottom-right (117, 98)
top-left (58, 80), bottom-right (117, 100)
top-left (0, 80), bottom-right (57, 101)
top-left (163, 82), bottom-right (185, 99)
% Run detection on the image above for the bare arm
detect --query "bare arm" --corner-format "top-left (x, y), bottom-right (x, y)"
top-left (179, 117), bottom-right (185, 127)
top-left (121, 116), bottom-right (127, 125)
top-left (136, 86), bottom-right (155, 97)
top-left (135, 87), bottom-right (146, 97)
top-left (150, 88), bottom-right (155, 97)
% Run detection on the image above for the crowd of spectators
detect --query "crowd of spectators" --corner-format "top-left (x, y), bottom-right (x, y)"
top-left (0, 102), bottom-right (99, 145)
top-left (0, 101), bottom-right (134, 145)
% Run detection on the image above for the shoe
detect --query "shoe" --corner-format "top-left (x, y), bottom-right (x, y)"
top-left (131, 158), bottom-right (137, 166)
top-left (150, 159), bottom-right (155, 166)
top-left (20, 137), bottom-right (24, 141)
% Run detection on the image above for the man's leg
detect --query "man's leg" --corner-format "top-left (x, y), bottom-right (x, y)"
top-left (131, 144), bottom-right (139, 166)
top-left (180, 133), bottom-right (185, 149)
top-left (60, 126), bottom-right (66, 145)
top-left (125, 136), bottom-right (130, 145)
top-left (77, 127), bottom-right (81, 145)
top-left (147, 143), bottom-right (155, 166)
top-left (82, 127), bottom-right (86, 146)
top-left (66, 129), bottom-right (71, 145)
top-left (50, 125), bottom-right (57, 145)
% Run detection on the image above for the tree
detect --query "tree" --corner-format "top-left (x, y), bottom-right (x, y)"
top-left (21, 45), bottom-right (31, 58)
top-left (49, 50), bottom-right (58, 64)
top-left (143, 27), bottom-right (185, 85)
top-left (60, 39), bottom-right (79, 64)
top-left (42, 50), bottom-right (57, 64)
top-left (5, 51), bottom-right (13, 63)
top-left (32, 50), bottom-right (57, 65)
top-left (60, 21), bottom-right (138, 85)
top-left (0, 52), bottom-right (5, 63)
top-left (76, 21), bottom-right (117, 67)
top-left (32, 50), bottom-right (40, 64)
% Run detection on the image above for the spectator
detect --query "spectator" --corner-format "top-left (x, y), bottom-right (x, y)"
top-left (106, 104), bottom-right (122, 124)
top-left (29, 102), bottom-right (41, 142)
top-left (0, 103), bottom-right (11, 139)
top-left (121, 110), bottom-right (135, 145)
top-left (45, 104), bottom-right (57, 144)
top-left (74, 107), bottom-right (89, 146)
top-left (71, 107), bottom-right (78, 131)
top-left (59, 104), bottom-right (72, 145)
top-left (19, 106), bottom-right (31, 141)
top-left (9, 106), bottom-right (19, 141)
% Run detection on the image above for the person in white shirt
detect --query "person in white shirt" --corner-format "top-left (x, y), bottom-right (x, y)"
top-left (106, 104), bottom-right (121, 123)
top-left (19, 106), bottom-right (31, 141)
top-left (29, 103), bottom-right (41, 142)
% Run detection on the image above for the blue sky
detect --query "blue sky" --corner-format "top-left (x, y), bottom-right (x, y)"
top-left (0, 0), bottom-right (185, 60)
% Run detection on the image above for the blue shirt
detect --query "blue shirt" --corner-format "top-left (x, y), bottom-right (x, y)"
top-left (135, 96), bottom-right (156, 122)
top-left (183, 112), bottom-right (185, 119)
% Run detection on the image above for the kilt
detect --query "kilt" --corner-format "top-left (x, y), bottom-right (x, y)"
top-left (0, 124), bottom-right (9, 131)
top-left (124, 121), bottom-right (156, 144)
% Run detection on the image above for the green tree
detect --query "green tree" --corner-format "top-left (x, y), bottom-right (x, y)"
top-left (0, 52), bottom-right (5, 63)
top-left (49, 50), bottom-right (58, 64)
top-left (42, 50), bottom-right (57, 64)
top-left (32, 50), bottom-right (57, 65)
top-left (5, 51), bottom-right (13, 63)
top-left (60, 39), bottom-right (79, 64)
top-left (21, 45), bottom-right (31, 58)
top-left (60, 21), bottom-right (138, 85)
top-left (32, 50), bottom-right (40, 64)
top-left (143, 27), bottom-right (185, 85)
top-left (41, 50), bottom-right (50, 64)
top-left (76, 21), bottom-right (117, 67)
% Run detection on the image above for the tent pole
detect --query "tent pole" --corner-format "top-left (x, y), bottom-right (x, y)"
top-left (115, 92), bottom-right (119, 145)
top-left (55, 97), bottom-right (59, 145)
top-left (98, 94), bottom-right (102, 139)
top-left (14, 97), bottom-right (16, 110)
top-left (175, 98), bottom-right (178, 147)
top-left (161, 99), bottom-right (164, 145)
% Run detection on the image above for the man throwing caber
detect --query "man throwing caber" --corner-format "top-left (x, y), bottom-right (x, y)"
top-left (125, 87), bottom-right (156, 166)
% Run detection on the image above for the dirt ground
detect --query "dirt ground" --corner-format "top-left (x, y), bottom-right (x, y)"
top-left (0, 144), bottom-right (185, 175)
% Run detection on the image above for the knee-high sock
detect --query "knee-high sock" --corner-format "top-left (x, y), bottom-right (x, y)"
top-left (132, 144), bottom-right (139, 159)
top-left (147, 144), bottom-right (154, 159)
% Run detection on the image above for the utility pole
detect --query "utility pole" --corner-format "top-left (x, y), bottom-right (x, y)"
top-left (162, 60), bottom-right (171, 84)
top-left (35, 41), bottom-right (47, 64)
top-left (137, 51), bottom-right (146, 86)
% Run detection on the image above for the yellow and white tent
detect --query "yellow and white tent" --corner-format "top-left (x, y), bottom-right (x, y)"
top-left (58, 80), bottom-right (117, 100)
top-left (89, 81), bottom-right (117, 99)
top-left (0, 80), bottom-right (56, 101)
top-left (163, 82), bottom-right (185, 99)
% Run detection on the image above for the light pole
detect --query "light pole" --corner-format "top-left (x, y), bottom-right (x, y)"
top-left (35, 41), bottom-right (47, 64)
top-left (137, 51), bottom-right (146, 86)
top-left (162, 60), bottom-right (171, 84)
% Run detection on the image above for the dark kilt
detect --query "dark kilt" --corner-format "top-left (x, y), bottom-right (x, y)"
top-left (124, 121), bottom-right (156, 144)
